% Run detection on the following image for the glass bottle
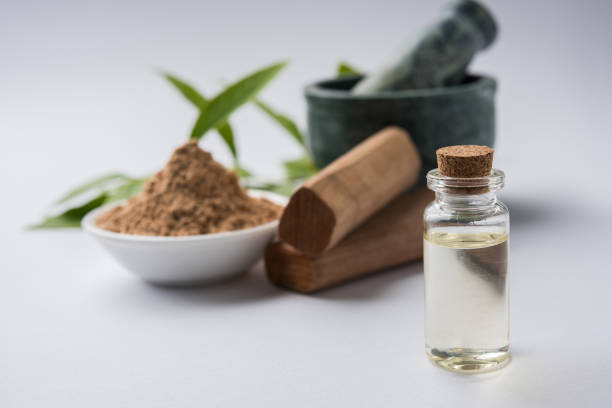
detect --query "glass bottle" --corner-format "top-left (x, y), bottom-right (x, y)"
top-left (423, 168), bottom-right (510, 373)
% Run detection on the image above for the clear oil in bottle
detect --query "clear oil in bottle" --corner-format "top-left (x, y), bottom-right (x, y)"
top-left (424, 231), bottom-right (509, 373)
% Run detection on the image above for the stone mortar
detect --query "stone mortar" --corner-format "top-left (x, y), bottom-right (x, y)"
top-left (304, 74), bottom-right (496, 180)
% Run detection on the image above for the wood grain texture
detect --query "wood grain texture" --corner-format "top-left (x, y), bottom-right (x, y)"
top-left (267, 188), bottom-right (433, 293)
top-left (278, 126), bottom-right (421, 257)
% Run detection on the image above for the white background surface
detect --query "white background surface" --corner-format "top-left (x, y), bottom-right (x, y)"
top-left (2, 0), bottom-right (612, 406)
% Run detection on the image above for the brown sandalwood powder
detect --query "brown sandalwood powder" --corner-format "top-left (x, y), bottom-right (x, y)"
top-left (96, 141), bottom-right (283, 236)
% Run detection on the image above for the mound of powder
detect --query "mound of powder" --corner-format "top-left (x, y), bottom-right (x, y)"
top-left (95, 141), bottom-right (283, 236)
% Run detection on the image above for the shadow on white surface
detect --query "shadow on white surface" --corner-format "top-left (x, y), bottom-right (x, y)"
top-left (107, 259), bottom-right (425, 308)
top-left (502, 197), bottom-right (560, 228)
top-left (500, 193), bottom-right (589, 230)
top-left (108, 262), bottom-right (286, 308)
top-left (318, 261), bottom-right (423, 301)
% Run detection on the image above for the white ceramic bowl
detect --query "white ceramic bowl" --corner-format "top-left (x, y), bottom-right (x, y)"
top-left (82, 190), bottom-right (287, 286)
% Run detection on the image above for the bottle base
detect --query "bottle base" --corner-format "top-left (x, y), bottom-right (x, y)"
top-left (426, 346), bottom-right (510, 374)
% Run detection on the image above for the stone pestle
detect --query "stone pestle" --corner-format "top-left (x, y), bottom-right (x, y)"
top-left (352, 0), bottom-right (497, 94)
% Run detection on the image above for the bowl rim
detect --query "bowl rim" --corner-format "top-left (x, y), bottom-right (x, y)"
top-left (304, 74), bottom-right (496, 101)
top-left (81, 189), bottom-right (287, 243)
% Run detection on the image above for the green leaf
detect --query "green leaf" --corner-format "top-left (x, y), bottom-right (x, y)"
top-left (30, 193), bottom-right (109, 229)
top-left (55, 173), bottom-right (128, 204)
top-left (243, 181), bottom-right (296, 197)
top-left (216, 121), bottom-right (237, 158)
top-left (337, 61), bottom-right (362, 77)
top-left (32, 176), bottom-right (147, 229)
top-left (163, 71), bottom-right (239, 160)
top-left (190, 61), bottom-right (288, 140)
top-left (282, 155), bottom-right (319, 181)
top-left (254, 99), bottom-right (305, 147)
top-left (234, 165), bottom-right (253, 179)
top-left (162, 72), bottom-right (207, 108)
top-left (106, 178), bottom-right (146, 202)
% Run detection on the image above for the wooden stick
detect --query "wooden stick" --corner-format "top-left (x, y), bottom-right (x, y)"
top-left (266, 188), bottom-right (433, 293)
top-left (278, 126), bottom-right (421, 257)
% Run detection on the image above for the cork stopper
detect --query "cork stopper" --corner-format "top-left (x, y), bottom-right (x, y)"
top-left (436, 145), bottom-right (494, 177)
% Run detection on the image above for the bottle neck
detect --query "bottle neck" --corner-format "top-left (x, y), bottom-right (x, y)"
top-left (426, 168), bottom-right (505, 214)
top-left (435, 191), bottom-right (498, 212)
